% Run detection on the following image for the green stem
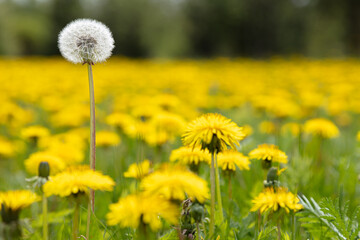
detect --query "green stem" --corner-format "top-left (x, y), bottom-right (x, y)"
top-left (225, 174), bottom-right (232, 240)
top-left (196, 222), bottom-right (201, 240)
top-left (292, 213), bottom-right (296, 240)
top-left (255, 211), bottom-right (261, 239)
top-left (138, 221), bottom-right (148, 240)
top-left (210, 152), bottom-right (216, 238)
top-left (87, 64), bottom-right (96, 212)
top-left (72, 201), bottom-right (80, 240)
top-left (277, 218), bottom-right (281, 240)
top-left (86, 201), bottom-right (91, 239)
top-left (42, 192), bottom-right (48, 240)
top-left (215, 153), bottom-right (224, 222)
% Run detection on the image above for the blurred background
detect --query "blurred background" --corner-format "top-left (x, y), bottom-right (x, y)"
top-left (0, 0), bottom-right (359, 58)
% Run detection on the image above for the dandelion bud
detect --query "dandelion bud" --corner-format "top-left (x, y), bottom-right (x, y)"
top-left (267, 167), bottom-right (278, 183)
top-left (58, 19), bottom-right (114, 64)
top-left (38, 161), bottom-right (50, 179)
top-left (190, 202), bottom-right (204, 223)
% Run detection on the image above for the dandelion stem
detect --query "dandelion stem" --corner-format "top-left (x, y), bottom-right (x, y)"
top-left (196, 222), bottom-right (201, 240)
top-left (86, 201), bottom-right (91, 239)
top-left (215, 153), bottom-right (224, 222)
top-left (72, 201), bottom-right (80, 240)
top-left (277, 218), bottom-right (281, 240)
top-left (42, 192), bottom-right (48, 240)
top-left (210, 152), bottom-right (216, 238)
top-left (87, 63), bottom-right (96, 211)
top-left (292, 213), bottom-right (296, 240)
top-left (225, 174), bottom-right (232, 240)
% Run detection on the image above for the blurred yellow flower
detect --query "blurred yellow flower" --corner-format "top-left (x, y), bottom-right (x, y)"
top-left (141, 164), bottom-right (209, 203)
top-left (250, 187), bottom-right (302, 213)
top-left (96, 130), bottom-right (121, 147)
top-left (281, 122), bottom-right (301, 136)
top-left (124, 160), bottom-right (151, 179)
top-left (170, 146), bottom-right (211, 165)
top-left (303, 118), bottom-right (339, 139)
top-left (150, 112), bottom-right (187, 137)
top-left (0, 137), bottom-right (16, 158)
top-left (21, 125), bottom-right (50, 140)
top-left (0, 190), bottom-right (39, 223)
top-left (24, 151), bottom-right (66, 176)
top-left (249, 144), bottom-right (288, 164)
top-left (242, 124), bottom-right (253, 138)
top-left (106, 112), bottom-right (135, 131)
top-left (217, 150), bottom-right (250, 171)
top-left (0, 190), bottom-right (39, 211)
top-left (259, 121), bottom-right (276, 134)
top-left (43, 165), bottom-right (115, 197)
top-left (182, 113), bottom-right (244, 153)
top-left (107, 193), bottom-right (178, 230)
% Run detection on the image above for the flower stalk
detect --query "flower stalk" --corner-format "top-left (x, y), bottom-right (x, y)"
top-left (72, 201), bottom-right (80, 240)
top-left (210, 152), bottom-right (216, 238)
top-left (42, 192), bottom-right (48, 240)
top-left (214, 154), bottom-right (224, 222)
top-left (87, 63), bottom-right (96, 238)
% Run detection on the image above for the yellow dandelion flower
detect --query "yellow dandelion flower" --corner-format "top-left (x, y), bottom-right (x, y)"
top-left (0, 190), bottom-right (39, 211)
top-left (105, 113), bottom-right (135, 131)
top-left (0, 190), bottom-right (39, 223)
top-left (0, 137), bottom-right (16, 158)
top-left (259, 121), bottom-right (276, 134)
top-left (281, 122), bottom-right (301, 137)
top-left (170, 146), bottom-right (211, 165)
top-left (39, 132), bottom-right (86, 151)
top-left (303, 118), bottom-right (339, 139)
top-left (250, 187), bottom-right (303, 214)
top-left (21, 125), bottom-right (50, 140)
top-left (24, 151), bottom-right (66, 176)
top-left (150, 112), bottom-right (187, 137)
top-left (124, 160), bottom-right (151, 179)
top-left (43, 165), bottom-right (115, 197)
top-left (249, 144), bottom-right (288, 164)
top-left (96, 130), bottom-right (121, 147)
top-left (182, 113), bottom-right (244, 153)
top-left (242, 124), bottom-right (253, 138)
top-left (107, 193), bottom-right (178, 231)
top-left (217, 150), bottom-right (250, 171)
top-left (141, 165), bottom-right (209, 203)
top-left (144, 128), bottom-right (170, 147)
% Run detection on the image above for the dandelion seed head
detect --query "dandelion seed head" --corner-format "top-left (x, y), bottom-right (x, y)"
top-left (58, 19), bottom-right (114, 64)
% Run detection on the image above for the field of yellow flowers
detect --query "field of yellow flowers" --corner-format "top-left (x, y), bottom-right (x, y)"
top-left (1, 57), bottom-right (360, 240)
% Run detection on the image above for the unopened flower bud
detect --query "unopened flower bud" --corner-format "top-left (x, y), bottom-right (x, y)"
top-left (38, 161), bottom-right (50, 179)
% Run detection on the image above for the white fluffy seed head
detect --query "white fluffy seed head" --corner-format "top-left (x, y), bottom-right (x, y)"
top-left (58, 19), bottom-right (114, 64)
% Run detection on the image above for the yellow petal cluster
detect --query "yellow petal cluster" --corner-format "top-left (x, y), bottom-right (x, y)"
top-left (303, 118), bottom-right (339, 139)
top-left (43, 165), bottom-right (115, 197)
top-left (0, 190), bottom-right (39, 211)
top-left (249, 144), bottom-right (288, 164)
top-left (20, 125), bottom-right (50, 140)
top-left (96, 130), bottom-right (121, 147)
top-left (250, 187), bottom-right (303, 213)
top-left (123, 160), bottom-right (151, 179)
top-left (217, 150), bottom-right (250, 171)
top-left (182, 113), bottom-right (244, 153)
top-left (141, 164), bottom-right (209, 203)
top-left (0, 137), bottom-right (16, 158)
top-left (170, 146), bottom-right (211, 165)
top-left (107, 193), bottom-right (178, 230)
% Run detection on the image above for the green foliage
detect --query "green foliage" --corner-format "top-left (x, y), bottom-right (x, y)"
top-left (298, 195), bottom-right (360, 240)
